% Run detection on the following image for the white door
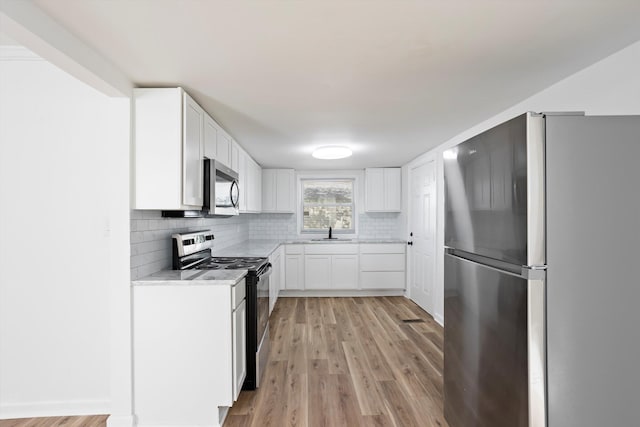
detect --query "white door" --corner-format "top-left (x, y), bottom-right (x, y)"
top-left (409, 161), bottom-right (436, 314)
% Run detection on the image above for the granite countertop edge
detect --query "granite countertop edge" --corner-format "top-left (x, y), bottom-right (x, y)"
top-left (132, 269), bottom-right (248, 286)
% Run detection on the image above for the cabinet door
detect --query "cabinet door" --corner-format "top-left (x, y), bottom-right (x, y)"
top-left (262, 169), bottom-right (276, 212)
top-left (231, 141), bottom-right (239, 172)
top-left (276, 169), bottom-right (295, 212)
top-left (365, 168), bottom-right (385, 211)
top-left (332, 255), bottom-right (359, 289)
top-left (285, 255), bottom-right (304, 290)
top-left (203, 115), bottom-right (217, 159)
top-left (246, 159), bottom-right (255, 212)
top-left (217, 130), bottom-right (232, 168)
top-left (254, 161), bottom-right (262, 212)
top-left (305, 255), bottom-right (332, 289)
top-left (232, 299), bottom-right (247, 401)
top-left (383, 168), bottom-right (402, 211)
top-left (183, 94), bottom-right (204, 207)
top-left (238, 150), bottom-right (248, 213)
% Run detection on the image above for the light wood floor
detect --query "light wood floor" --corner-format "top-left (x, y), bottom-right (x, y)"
top-left (0, 415), bottom-right (107, 427)
top-left (226, 296), bottom-right (448, 427)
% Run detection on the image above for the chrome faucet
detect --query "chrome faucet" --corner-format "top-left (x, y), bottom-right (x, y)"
top-left (328, 226), bottom-right (332, 239)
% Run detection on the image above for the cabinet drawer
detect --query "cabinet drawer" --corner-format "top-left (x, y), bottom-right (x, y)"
top-left (360, 254), bottom-right (405, 271)
top-left (232, 278), bottom-right (246, 309)
top-left (304, 244), bottom-right (359, 255)
top-left (285, 244), bottom-right (304, 255)
top-left (360, 272), bottom-right (405, 289)
top-left (359, 243), bottom-right (405, 254)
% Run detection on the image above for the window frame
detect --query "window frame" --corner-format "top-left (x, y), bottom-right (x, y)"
top-left (299, 178), bottom-right (357, 235)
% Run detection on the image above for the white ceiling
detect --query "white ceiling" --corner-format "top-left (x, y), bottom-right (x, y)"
top-left (33, 0), bottom-right (640, 169)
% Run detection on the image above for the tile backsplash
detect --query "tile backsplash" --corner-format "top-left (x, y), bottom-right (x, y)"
top-left (131, 210), bottom-right (405, 280)
top-left (130, 210), bottom-right (249, 280)
top-left (248, 211), bottom-right (404, 241)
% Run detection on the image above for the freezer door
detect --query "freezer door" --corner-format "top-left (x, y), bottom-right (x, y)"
top-left (443, 113), bottom-right (545, 267)
top-left (444, 252), bottom-right (546, 427)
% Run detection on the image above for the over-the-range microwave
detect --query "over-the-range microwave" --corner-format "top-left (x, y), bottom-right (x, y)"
top-left (162, 159), bottom-right (240, 218)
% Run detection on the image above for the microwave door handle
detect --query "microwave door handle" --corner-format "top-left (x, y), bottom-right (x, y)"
top-left (230, 180), bottom-right (240, 208)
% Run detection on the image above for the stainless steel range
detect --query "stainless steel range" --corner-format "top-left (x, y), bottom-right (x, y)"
top-left (171, 230), bottom-right (272, 390)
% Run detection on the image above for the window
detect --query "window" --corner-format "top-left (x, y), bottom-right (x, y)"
top-left (301, 179), bottom-right (355, 233)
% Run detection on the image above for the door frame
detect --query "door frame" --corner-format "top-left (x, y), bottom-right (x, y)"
top-left (406, 153), bottom-right (438, 319)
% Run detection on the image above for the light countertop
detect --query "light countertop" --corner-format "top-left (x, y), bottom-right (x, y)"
top-left (212, 238), bottom-right (407, 258)
top-left (132, 269), bottom-right (247, 286)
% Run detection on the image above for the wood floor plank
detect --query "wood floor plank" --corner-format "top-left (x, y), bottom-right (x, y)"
top-left (342, 340), bottom-right (386, 415)
top-left (399, 323), bottom-right (444, 373)
top-left (284, 373), bottom-right (308, 427)
top-left (249, 360), bottom-right (289, 427)
top-left (294, 298), bottom-right (307, 324)
top-left (224, 415), bottom-right (251, 427)
top-left (361, 414), bottom-right (394, 426)
top-left (319, 297), bottom-right (337, 324)
top-left (324, 323), bottom-right (350, 375)
top-left (379, 379), bottom-right (424, 427)
top-left (287, 323), bottom-right (308, 375)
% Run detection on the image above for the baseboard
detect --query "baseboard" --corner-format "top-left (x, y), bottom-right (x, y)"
top-left (279, 289), bottom-right (405, 297)
top-left (0, 398), bottom-right (110, 420)
top-left (434, 313), bottom-right (444, 327)
top-left (107, 414), bottom-right (136, 427)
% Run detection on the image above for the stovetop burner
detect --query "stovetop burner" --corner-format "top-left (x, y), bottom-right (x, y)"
top-left (195, 256), bottom-right (268, 271)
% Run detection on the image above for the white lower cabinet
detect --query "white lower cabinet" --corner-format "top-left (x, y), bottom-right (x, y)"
top-left (232, 298), bottom-right (246, 401)
top-left (304, 255), bottom-right (331, 289)
top-left (133, 278), bottom-right (246, 426)
top-left (284, 245), bottom-right (305, 290)
top-left (359, 244), bottom-right (406, 289)
top-left (283, 243), bottom-right (406, 292)
top-left (331, 255), bottom-right (359, 289)
top-left (303, 244), bottom-right (359, 290)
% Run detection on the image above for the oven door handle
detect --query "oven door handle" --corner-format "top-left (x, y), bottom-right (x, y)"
top-left (260, 263), bottom-right (273, 277)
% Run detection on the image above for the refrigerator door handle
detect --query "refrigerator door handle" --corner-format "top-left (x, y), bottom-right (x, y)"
top-left (527, 276), bottom-right (547, 427)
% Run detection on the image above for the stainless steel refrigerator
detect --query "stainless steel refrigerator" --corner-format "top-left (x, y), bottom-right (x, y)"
top-left (443, 112), bottom-right (640, 427)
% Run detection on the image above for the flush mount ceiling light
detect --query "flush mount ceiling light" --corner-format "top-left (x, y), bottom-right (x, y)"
top-left (312, 146), bottom-right (353, 160)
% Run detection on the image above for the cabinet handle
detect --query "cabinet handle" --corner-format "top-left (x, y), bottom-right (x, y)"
top-left (407, 241), bottom-right (413, 246)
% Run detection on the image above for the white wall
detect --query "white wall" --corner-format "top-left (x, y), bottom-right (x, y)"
top-left (0, 46), bottom-right (130, 419)
top-left (406, 40), bottom-right (640, 326)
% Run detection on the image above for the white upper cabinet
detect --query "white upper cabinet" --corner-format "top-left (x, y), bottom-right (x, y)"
top-left (216, 128), bottom-right (232, 168)
top-left (249, 158), bottom-right (262, 212)
top-left (238, 149), bottom-right (262, 213)
top-left (262, 169), bottom-right (295, 213)
top-left (183, 94), bottom-right (204, 207)
top-left (134, 86), bottom-right (259, 211)
top-left (238, 149), bottom-right (248, 213)
top-left (383, 168), bottom-right (402, 211)
top-left (134, 88), bottom-right (203, 210)
top-left (203, 114), bottom-right (217, 159)
top-left (231, 140), bottom-right (239, 172)
top-left (365, 167), bottom-right (402, 212)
